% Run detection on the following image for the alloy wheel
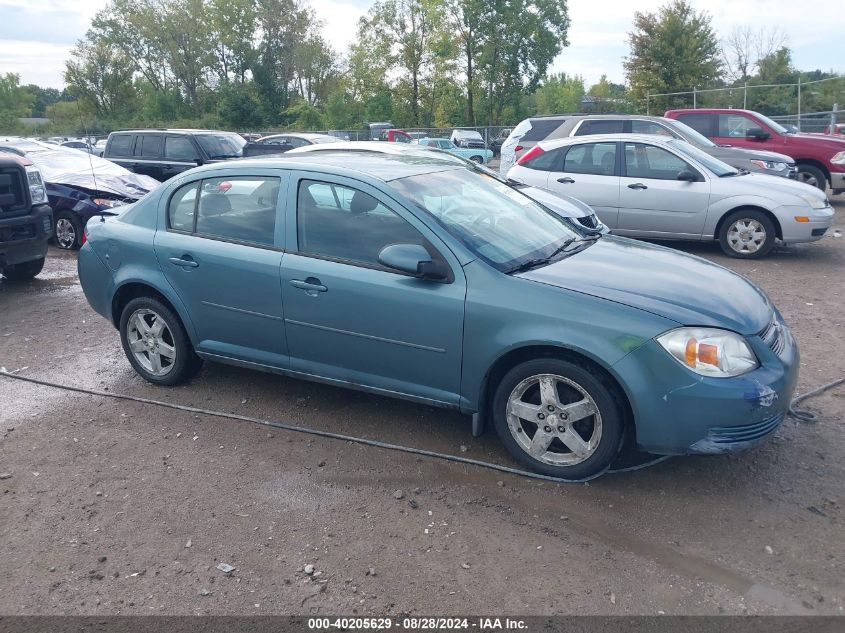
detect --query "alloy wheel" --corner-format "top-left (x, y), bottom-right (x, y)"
top-left (726, 218), bottom-right (766, 255)
top-left (55, 218), bottom-right (77, 249)
top-left (796, 172), bottom-right (819, 188)
top-left (506, 373), bottom-right (602, 466)
top-left (126, 308), bottom-right (177, 377)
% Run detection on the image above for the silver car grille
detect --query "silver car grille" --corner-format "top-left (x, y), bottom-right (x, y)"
top-left (759, 317), bottom-right (786, 356)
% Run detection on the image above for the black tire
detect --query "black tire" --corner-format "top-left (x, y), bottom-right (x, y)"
top-left (119, 296), bottom-right (202, 386)
top-left (796, 164), bottom-right (826, 191)
top-left (469, 155), bottom-right (483, 164)
top-left (718, 209), bottom-right (776, 259)
top-left (1, 257), bottom-right (45, 281)
top-left (491, 358), bottom-right (623, 479)
top-left (54, 211), bottom-right (82, 250)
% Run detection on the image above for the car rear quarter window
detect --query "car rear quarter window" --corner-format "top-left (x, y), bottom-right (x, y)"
top-left (562, 142), bottom-right (617, 175)
top-left (675, 113), bottom-right (715, 137)
top-left (573, 120), bottom-right (625, 136)
top-left (168, 182), bottom-right (199, 232)
top-left (108, 134), bottom-right (133, 157)
top-left (631, 120), bottom-right (676, 137)
top-left (521, 119), bottom-right (568, 142)
top-left (624, 143), bottom-right (689, 180)
top-left (297, 179), bottom-right (425, 267)
top-left (194, 177), bottom-right (280, 246)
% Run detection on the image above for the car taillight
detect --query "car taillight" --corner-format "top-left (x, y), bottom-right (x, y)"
top-left (81, 229), bottom-right (87, 245)
top-left (516, 145), bottom-right (544, 165)
top-left (514, 145), bottom-right (524, 152)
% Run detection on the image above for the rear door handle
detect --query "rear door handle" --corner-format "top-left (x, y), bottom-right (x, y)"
top-left (290, 278), bottom-right (327, 294)
top-left (627, 183), bottom-right (648, 190)
top-left (557, 177), bottom-right (575, 184)
top-left (168, 256), bottom-right (199, 268)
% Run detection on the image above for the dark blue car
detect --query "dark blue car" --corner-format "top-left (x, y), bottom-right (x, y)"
top-left (0, 138), bottom-right (159, 249)
top-left (77, 152), bottom-right (798, 479)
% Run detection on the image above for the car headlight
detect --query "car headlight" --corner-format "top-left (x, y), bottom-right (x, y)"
top-left (750, 160), bottom-right (787, 171)
top-left (25, 166), bottom-right (48, 205)
top-left (656, 327), bottom-right (759, 377)
top-left (798, 193), bottom-right (829, 210)
top-left (92, 198), bottom-right (126, 208)
top-left (831, 151), bottom-right (845, 165)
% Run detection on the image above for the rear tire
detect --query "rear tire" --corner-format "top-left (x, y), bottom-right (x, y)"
top-left (1, 257), bottom-right (45, 281)
top-left (796, 164), bottom-right (827, 191)
top-left (718, 209), bottom-right (776, 259)
top-left (119, 296), bottom-right (202, 386)
top-left (491, 358), bottom-right (623, 479)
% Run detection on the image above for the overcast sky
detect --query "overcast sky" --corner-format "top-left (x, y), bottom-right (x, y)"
top-left (0, 0), bottom-right (842, 90)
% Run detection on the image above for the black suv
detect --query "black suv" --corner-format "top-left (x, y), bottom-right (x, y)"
top-left (0, 152), bottom-right (52, 281)
top-left (103, 129), bottom-right (247, 181)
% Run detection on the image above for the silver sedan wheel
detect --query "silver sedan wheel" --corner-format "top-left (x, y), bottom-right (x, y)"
top-left (726, 218), bottom-right (766, 255)
top-left (506, 374), bottom-right (602, 466)
top-left (126, 308), bottom-right (176, 377)
top-left (55, 218), bottom-right (76, 249)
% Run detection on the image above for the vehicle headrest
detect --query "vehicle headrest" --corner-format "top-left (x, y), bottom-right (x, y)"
top-left (201, 193), bottom-right (231, 217)
top-left (349, 190), bottom-right (379, 214)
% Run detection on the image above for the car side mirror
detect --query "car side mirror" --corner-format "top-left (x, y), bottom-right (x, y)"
top-left (677, 169), bottom-right (699, 182)
top-left (745, 127), bottom-right (770, 141)
top-left (378, 243), bottom-right (447, 280)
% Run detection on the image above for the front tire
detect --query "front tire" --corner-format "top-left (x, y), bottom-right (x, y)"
top-left (718, 209), bottom-right (776, 259)
top-left (491, 359), bottom-right (623, 479)
top-left (54, 211), bottom-right (82, 250)
top-left (119, 297), bottom-right (202, 385)
top-left (469, 155), bottom-right (483, 164)
top-left (796, 164), bottom-right (826, 191)
top-left (1, 257), bottom-right (45, 281)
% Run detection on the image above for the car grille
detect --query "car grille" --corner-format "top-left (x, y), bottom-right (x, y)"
top-left (463, 142), bottom-right (486, 149)
top-left (706, 413), bottom-right (784, 446)
top-left (786, 163), bottom-right (798, 179)
top-left (759, 317), bottom-right (786, 356)
top-left (577, 215), bottom-right (598, 229)
top-left (0, 168), bottom-right (26, 213)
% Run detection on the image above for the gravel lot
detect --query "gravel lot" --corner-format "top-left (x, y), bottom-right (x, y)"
top-left (0, 194), bottom-right (843, 616)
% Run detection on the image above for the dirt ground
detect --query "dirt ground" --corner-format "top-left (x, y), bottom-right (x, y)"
top-left (1, 195), bottom-right (843, 617)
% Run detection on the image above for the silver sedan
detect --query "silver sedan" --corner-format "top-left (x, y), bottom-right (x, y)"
top-left (507, 134), bottom-right (834, 258)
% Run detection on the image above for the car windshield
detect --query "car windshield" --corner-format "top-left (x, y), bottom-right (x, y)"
top-left (662, 118), bottom-right (716, 148)
top-left (667, 139), bottom-right (738, 177)
top-left (195, 133), bottom-right (246, 159)
top-left (456, 131), bottom-right (483, 141)
top-left (389, 168), bottom-right (583, 272)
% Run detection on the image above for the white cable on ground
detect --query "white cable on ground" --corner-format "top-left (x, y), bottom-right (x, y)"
top-left (1, 371), bottom-right (842, 483)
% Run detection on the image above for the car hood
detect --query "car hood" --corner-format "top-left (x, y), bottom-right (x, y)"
top-left (515, 186), bottom-right (593, 219)
top-left (711, 145), bottom-right (793, 163)
top-left (518, 236), bottom-right (773, 335)
top-left (716, 172), bottom-right (828, 204)
top-left (784, 132), bottom-right (845, 148)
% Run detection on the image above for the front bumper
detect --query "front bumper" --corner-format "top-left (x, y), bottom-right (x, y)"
top-left (830, 171), bottom-right (845, 189)
top-left (612, 318), bottom-right (798, 455)
top-left (776, 205), bottom-right (835, 243)
top-left (0, 204), bottom-right (53, 268)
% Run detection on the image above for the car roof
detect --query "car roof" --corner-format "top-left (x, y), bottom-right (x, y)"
top-left (210, 151), bottom-right (463, 182)
top-left (258, 132), bottom-right (339, 141)
top-left (110, 129), bottom-right (239, 135)
top-left (538, 133), bottom-right (680, 148)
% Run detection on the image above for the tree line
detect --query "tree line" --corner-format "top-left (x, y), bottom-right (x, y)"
top-left (0, 0), bottom-right (841, 136)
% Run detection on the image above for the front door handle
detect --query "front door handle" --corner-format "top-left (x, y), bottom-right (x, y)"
top-left (290, 278), bottom-right (328, 294)
top-left (557, 177), bottom-right (575, 184)
top-left (627, 183), bottom-right (648, 190)
top-left (168, 256), bottom-right (199, 268)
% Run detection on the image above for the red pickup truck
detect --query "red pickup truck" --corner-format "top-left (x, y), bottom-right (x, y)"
top-left (665, 108), bottom-right (845, 194)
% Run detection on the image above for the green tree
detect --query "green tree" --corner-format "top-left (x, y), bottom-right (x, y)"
top-left (533, 73), bottom-right (585, 114)
top-left (64, 38), bottom-right (137, 120)
top-left (0, 74), bottom-right (34, 131)
top-left (624, 0), bottom-right (722, 111)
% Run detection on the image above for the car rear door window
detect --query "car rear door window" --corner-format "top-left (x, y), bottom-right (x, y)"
top-left (624, 143), bottom-right (689, 180)
top-left (562, 142), bottom-right (617, 175)
top-left (194, 177), bottom-right (280, 246)
top-left (523, 147), bottom-right (565, 171)
top-left (137, 134), bottom-right (163, 159)
top-left (675, 113), bottom-right (715, 137)
top-left (109, 134), bottom-right (133, 157)
top-left (297, 179), bottom-right (426, 267)
top-left (573, 120), bottom-right (625, 136)
top-left (165, 136), bottom-right (199, 162)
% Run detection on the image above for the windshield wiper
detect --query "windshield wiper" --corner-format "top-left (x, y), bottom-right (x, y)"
top-left (506, 234), bottom-right (601, 274)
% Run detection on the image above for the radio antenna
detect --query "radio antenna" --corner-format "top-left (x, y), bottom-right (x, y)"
top-left (76, 101), bottom-right (100, 197)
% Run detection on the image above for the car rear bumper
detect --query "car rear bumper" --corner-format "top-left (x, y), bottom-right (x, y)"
top-left (612, 319), bottom-right (798, 455)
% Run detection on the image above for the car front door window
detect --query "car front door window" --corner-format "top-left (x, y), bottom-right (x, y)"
top-left (624, 143), bottom-right (691, 180)
top-left (165, 137), bottom-right (198, 162)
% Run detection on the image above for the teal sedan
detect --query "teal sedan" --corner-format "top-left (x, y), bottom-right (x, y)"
top-left (78, 152), bottom-right (797, 479)
top-left (417, 137), bottom-right (493, 164)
